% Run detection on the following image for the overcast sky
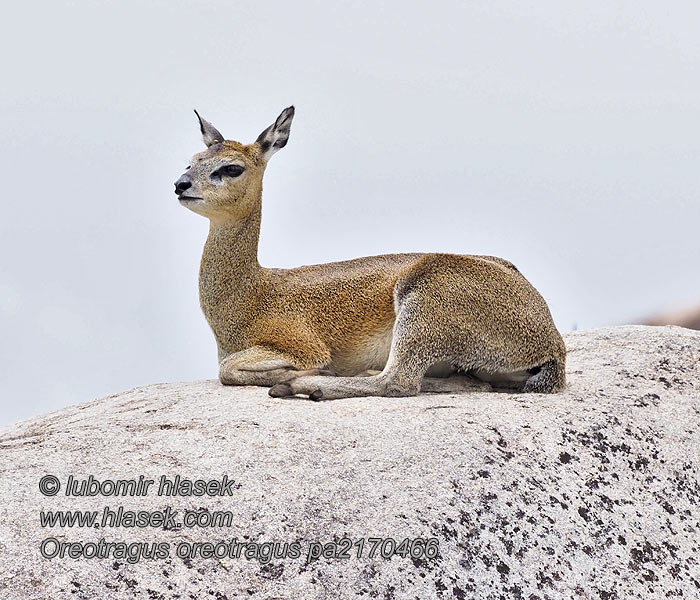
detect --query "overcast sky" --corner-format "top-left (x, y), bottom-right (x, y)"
top-left (1, 1), bottom-right (699, 427)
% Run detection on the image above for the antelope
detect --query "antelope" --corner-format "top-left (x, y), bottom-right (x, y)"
top-left (174, 107), bottom-right (566, 400)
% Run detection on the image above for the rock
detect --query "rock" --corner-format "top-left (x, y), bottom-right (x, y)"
top-left (0, 325), bottom-right (698, 600)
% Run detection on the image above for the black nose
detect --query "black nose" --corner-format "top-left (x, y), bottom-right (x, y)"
top-left (174, 178), bottom-right (192, 195)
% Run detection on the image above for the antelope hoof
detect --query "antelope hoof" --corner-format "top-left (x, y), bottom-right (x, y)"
top-left (309, 389), bottom-right (324, 401)
top-left (269, 382), bottom-right (293, 398)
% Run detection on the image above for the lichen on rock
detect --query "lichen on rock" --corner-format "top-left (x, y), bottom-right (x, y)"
top-left (0, 326), bottom-right (698, 599)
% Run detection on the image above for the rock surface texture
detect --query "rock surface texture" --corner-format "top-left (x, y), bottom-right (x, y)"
top-left (0, 326), bottom-right (699, 600)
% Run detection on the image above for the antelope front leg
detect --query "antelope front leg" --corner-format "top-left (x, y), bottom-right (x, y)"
top-left (219, 346), bottom-right (334, 387)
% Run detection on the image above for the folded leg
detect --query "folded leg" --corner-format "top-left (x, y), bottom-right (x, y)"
top-left (219, 346), bottom-right (333, 387)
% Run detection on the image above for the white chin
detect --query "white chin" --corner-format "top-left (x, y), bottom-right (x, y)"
top-left (179, 198), bottom-right (207, 214)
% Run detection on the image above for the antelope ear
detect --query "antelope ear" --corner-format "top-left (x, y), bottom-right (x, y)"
top-left (194, 110), bottom-right (224, 147)
top-left (255, 106), bottom-right (295, 161)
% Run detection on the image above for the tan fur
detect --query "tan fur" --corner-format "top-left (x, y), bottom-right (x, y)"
top-left (175, 107), bottom-right (566, 400)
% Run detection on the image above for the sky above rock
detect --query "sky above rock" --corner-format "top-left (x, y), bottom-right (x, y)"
top-left (1, 1), bottom-right (699, 425)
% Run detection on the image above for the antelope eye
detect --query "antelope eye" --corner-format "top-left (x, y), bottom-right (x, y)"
top-left (222, 164), bottom-right (245, 177)
top-left (211, 164), bottom-right (245, 183)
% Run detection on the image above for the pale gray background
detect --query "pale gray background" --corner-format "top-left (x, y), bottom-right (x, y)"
top-left (1, 1), bottom-right (699, 427)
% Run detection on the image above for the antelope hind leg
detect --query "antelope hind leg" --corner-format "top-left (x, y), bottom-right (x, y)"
top-left (270, 372), bottom-right (492, 400)
top-left (354, 369), bottom-right (493, 393)
top-left (270, 351), bottom-right (425, 400)
top-left (270, 373), bottom-right (397, 401)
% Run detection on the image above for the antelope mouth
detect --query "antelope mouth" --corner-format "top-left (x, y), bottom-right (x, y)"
top-left (178, 196), bottom-right (204, 202)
